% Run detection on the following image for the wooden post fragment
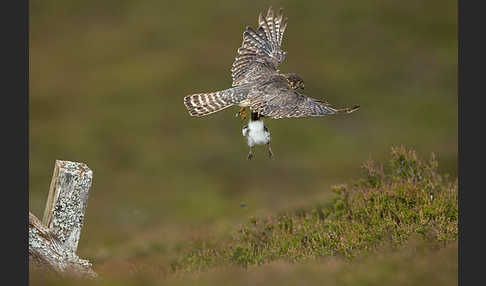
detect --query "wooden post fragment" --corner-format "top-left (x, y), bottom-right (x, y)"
top-left (29, 160), bottom-right (96, 278)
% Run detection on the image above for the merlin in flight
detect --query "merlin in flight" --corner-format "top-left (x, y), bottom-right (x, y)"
top-left (184, 7), bottom-right (359, 158)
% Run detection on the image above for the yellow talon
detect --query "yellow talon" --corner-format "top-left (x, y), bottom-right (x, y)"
top-left (237, 108), bottom-right (247, 120)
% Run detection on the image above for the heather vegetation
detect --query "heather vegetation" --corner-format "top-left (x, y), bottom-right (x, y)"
top-left (175, 146), bottom-right (457, 272)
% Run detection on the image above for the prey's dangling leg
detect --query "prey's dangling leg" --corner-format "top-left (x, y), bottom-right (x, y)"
top-left (235, 107), bottom-right (247, 120)
top-left (247, 146), bottom-right (254, 160)
top-left (267, 142), bottom-right (274, 159)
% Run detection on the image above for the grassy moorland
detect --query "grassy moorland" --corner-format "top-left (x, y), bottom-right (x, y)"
top-left (30, 146), bottom-right (457, 285)
top-left (174, 146), bottom-right (457, 272)
top-left (29, 0), bottom-right (456, 285)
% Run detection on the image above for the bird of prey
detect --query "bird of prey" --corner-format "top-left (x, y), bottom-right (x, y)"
top-left (184, 7), bottom-right (359, 158)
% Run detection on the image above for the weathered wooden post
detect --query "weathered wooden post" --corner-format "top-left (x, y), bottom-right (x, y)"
top-left (29, 160), bottom-right (97, 278)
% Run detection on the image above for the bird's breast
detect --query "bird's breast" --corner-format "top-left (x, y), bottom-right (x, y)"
top-left (244, 120), bottom-right (271, 147)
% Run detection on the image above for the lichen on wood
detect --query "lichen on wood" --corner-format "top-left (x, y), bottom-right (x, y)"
top-left (29, 213), bottom-right (96, 278)
top-left (43, 160), bottom-right (93, 253)
top-left (29, 160), bottom-right (96, 278)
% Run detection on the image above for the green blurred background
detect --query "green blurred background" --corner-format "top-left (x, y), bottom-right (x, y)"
top-left (29, 0), bottom-right (456, 283)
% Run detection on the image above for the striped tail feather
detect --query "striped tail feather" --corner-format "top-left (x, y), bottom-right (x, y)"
top-left (184, 86), bottom-right (249, 117)
top-left (184, 91), bottom-right (233, 117)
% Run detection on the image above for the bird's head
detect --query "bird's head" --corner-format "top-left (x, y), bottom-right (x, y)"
top-left (283, 73), bottom-right (305, 90)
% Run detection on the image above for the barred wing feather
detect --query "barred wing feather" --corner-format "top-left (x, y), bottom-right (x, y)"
top-left (231, 7), bottom-right (288, 86)
top-left (251, 87), bottom-right (360, 119)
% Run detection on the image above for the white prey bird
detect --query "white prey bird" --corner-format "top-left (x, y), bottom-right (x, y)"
top-left (242, 112), bottom-right (273, 160)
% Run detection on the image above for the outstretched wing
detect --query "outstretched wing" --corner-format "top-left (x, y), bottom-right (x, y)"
top-left (249, 82), bottom-right (360, 119)
top-left (231, 7), bottom-right (288, 87)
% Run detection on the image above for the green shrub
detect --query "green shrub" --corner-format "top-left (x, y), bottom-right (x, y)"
top-left (177, 146), bottom-right (457, 272)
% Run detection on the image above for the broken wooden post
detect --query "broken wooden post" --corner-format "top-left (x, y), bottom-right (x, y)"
top-left (29, 160), bottom-right (97, 278)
